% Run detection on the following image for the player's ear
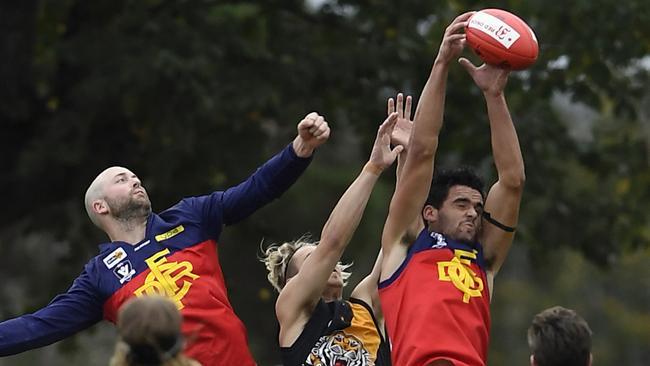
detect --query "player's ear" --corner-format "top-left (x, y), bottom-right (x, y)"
top-left (93, 199), bottom-right (109, 215)
top-left (422, 205), bottom-right (438, 224)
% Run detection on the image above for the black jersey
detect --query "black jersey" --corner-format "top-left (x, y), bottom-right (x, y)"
top-left (281, 298), bottom-right (391, 366)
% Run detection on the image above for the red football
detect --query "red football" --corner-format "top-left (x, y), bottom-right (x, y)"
top-left (465, 9), bottom-right (538, 70)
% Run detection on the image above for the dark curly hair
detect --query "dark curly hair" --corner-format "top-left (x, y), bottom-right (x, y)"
top-left (425, 167), bottom-right (485, 209)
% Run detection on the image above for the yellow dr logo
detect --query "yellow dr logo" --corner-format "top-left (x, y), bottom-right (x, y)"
top-left (134, 249), bottom-right (199, 309)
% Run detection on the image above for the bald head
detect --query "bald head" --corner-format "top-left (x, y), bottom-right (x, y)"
top-left (85, 166), bottom-right (140, 228)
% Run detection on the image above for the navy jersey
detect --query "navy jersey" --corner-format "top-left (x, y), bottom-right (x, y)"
top-left (0, 144), bottom-right (311, 366)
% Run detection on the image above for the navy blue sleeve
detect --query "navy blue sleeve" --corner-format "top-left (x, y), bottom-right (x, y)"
top-left (186, 143), bottom-right (312, 237)
top-left (0, 267), bottom-right (104, 356)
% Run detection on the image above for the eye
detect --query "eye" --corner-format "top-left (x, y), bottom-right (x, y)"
top-left (455, 201), bottom-right (469, 209)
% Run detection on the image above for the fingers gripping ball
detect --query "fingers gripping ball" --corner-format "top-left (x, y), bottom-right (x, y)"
top-left (465, 9), bottom-right (538, 70)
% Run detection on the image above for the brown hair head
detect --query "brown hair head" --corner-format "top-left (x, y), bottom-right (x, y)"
top-left (109, 295), bottom-right (200, 366)
top-left (527, 306), bottom-right (592, 366)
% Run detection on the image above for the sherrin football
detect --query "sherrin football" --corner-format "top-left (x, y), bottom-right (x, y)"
top-left (465, 9), bottom-right (538, 70)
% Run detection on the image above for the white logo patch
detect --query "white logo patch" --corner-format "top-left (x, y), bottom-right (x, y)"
top-left (429, 232), bottom-right (448, 249)
top-left (103, 247), bottom-right (127, 269)
top-left (114, 260), bottom-right (136, 284)
top-left (468, 12), bottom-right (521, 49)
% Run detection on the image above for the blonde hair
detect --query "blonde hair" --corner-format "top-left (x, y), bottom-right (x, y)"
top-left (109, 295), bottom-right (201, 366)
top-left (260, 235), bottom-right (352, 293)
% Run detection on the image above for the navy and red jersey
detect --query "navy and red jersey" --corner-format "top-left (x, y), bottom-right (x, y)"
top-left (378, 229), bottom-right (491, 366)
top-left (0, 144), bottom-right (311, 366)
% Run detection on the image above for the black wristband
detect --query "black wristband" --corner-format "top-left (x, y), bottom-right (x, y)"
top-left (482, 211), bottom-right (516, 233)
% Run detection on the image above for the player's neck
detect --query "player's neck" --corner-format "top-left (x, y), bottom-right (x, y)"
top-left (105, 216), bottom-right (148, 245)
top-left (321, 286), bottom-right (343, 303)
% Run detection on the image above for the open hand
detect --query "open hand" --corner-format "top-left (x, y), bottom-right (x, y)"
top-left (368, 113), bottom-right (404, 171)
top-left (387, 93), bottom-right (413, 150)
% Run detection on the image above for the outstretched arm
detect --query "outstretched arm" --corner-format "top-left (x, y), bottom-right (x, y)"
top-left (381, 12), bottom-right (475, 281)
top-left (350, 94), bottom-right (422, 335)
top-left (460, 59), bottom-right (525, 277)
top-left (189, 113), bottom-right (331, 237)
top-left (276, 114), bottom-right (403, 337)
top-left (221, 112), bottom-right (330, 224)
top-left (0, 270), bottom-right (103, 355)
top-left (389, 93), bottom-right (426, 241)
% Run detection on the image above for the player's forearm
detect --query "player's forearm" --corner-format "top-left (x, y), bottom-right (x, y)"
top-left (0, 314), bottom-right (91, 356)
top-left (320, 165), bottom-right (381, 251)
top-left (409, 59), bottom-right (449, 160)
top-left (395, 151), bottom-right (425, 241)
top-left (485, 93), bottom-right (525, 188)
top-left (292, 135), bottom-right (315, 158)
top-left (264, 143), bottom-right (314, 197)
top-left (395, 149), bottom-right (407, 185)
top-left (222, 143), bottom-right (312, 224)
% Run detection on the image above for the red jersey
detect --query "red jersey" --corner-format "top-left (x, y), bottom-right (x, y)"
top-left (0, 144), bottom-right (312, 366)
top-left (378, 229), bottom-right (490, 366)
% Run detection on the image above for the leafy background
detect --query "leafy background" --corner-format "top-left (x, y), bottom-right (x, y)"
top-left (0, 0), bottom-right (648, 365)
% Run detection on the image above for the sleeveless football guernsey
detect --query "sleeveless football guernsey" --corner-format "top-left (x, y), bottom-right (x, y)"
top-left (281, 298), bottom-right (391, 366)
top-left (378, 229), bottom-right (490, 366)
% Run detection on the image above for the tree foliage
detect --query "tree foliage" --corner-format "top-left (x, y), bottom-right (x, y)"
top-left (0, 0), bottom-right (648, 364)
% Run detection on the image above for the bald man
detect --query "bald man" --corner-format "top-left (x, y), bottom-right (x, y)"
top-left (0, 112), bottom-right (330, 366)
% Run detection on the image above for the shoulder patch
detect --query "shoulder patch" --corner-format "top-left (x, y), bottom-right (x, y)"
top-left (155, 225), bottom-right (185, 242)
top-left (103, 247), bottom-right (127, 269)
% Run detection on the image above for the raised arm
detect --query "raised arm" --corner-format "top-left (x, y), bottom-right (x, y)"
top-left (221, 112), bottom-right (330, 224)
top-left (0, 270), bottom-right (103, 355)
top-left (381, 12), bottom-right (475, 281)
top-left (276, 114), bottom-right (402, 331)
top-left (350, 94), bottom-right (423, 328)
top-left (390, 93), bottom-right (426, 242)
top-left (460, 60), bottom-right (525, 277)
top-left (186, 113), bottom-right (330, 237)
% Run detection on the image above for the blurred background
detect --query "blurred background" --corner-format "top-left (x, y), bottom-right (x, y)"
top-left (0, 0), bottom-right (648, 365)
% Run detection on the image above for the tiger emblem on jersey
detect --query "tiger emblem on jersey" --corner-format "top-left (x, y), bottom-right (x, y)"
top-left (307, 330), bottom-right (371, 366)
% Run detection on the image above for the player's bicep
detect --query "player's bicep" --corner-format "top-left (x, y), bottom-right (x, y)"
top-left (275, 241), bottom-right (344, 323)
top-left (481, 181), bottom-right (523, 274)
top-left (382, 162), bottom-right (432, 251)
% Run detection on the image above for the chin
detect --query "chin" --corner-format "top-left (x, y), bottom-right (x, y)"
top-left (328, 279), bottom-right (344, 288)
top-left (455, 232), bottom-right (476, 244)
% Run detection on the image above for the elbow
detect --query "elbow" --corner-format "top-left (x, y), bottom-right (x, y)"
top-left (408, 138), bottom-right (438, 162)
top-left (319, 231), bottom-right (348, 252)
top-left (502, 168), bottom-right (526, 190)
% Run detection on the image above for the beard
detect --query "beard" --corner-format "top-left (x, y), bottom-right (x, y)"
top-left (453, 221), bottom-right (480, 244)
top-left (453, 230), bottom-right (478, 245)
top-left (434, 217), bottom-right (479, 244)
top-left (105, 194), bottom-right (152, 223)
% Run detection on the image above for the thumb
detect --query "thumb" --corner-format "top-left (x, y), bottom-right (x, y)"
top-left (458, 57), bottom-right (476, 75)
top-left (391, 145), bottom-right (405, 157)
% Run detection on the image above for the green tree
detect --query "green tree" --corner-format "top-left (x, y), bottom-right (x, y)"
top-left (0, 0), bottom-right (648, 364)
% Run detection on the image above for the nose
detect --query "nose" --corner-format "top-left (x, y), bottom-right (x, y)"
top-left (467, 206), bottom-right (478, 218)
top-left (132, 178), bottom-right (141, 188)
